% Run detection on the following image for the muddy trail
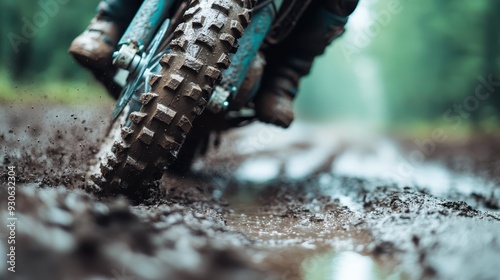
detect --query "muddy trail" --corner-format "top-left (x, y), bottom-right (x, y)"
top-left (1, 105), bottom-right (500, 280)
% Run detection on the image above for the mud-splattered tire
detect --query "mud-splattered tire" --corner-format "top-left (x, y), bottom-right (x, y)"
top-left (166, 119), bottom-right (209, 175)
top-left (96, 0), bottom-right (256, 192)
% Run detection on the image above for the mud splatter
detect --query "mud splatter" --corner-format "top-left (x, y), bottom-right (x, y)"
top-left (1, 105), bottom-right (500, 280)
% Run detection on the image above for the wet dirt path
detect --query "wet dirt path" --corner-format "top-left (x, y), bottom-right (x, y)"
top-left (1, 105), bottom-right (500, 280)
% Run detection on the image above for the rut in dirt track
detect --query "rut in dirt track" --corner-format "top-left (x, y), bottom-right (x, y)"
top-left (1, 105), bottom-right (500, 280)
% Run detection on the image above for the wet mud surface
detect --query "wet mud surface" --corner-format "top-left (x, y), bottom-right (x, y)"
top-left (1, 105), bottom-right (500, 280)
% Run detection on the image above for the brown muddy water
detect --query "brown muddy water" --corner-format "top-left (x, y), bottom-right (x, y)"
top-left (1, 105), bottom-right (500, 280)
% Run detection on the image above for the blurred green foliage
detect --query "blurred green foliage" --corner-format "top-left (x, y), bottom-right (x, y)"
top-left (1, 0), bottom-right (98, 80)
top-left (0, 0), bottom-right (109, 103)
top-left (1, 0), bottom-right (499, 128)
top-left (368, 0), bottom-right (500, 126)
top-left (299, 0), bottom-right (500, 128)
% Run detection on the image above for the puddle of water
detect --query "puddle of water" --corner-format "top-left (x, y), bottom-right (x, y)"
top-left (224, 193), bottom-right (404, 280)
top-left (236, 157), bottom-right (282, 183)
top-left (223, 188), bottom-right (371, 248)
top-left (225, 204), bottom-right (325, 245)
top-left (302, 251), bottom-right (404, 280)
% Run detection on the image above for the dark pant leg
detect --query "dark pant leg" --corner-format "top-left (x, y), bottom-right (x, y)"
top-left (98, 0), bottom-right (143, 23)
top-left (261, 0), bottom-right (359, 98)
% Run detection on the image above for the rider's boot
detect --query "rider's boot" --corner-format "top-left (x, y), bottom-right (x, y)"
top-left (68, 0), bottom-right (141, 98)
top-left (255, 0), bottom-right (359, 128)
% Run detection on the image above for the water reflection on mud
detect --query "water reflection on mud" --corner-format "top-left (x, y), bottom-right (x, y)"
top-left (302, 251), bottom-right (403, 280)
top-left (224, 194), bottom-right (404, 280)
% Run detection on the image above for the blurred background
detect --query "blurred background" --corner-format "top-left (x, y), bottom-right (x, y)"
top-left (1, 0), bottom-right (499, 133)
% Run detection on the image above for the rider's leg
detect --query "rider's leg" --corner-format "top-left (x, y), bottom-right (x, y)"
top-left (254, 0), bottom-right (359, 128)
top-left (68, 0), bottom-right (142, 98)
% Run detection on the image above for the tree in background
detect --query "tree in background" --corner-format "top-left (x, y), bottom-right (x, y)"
top-left (370, 0), bottom-right (498, 126)
top-left (1, 0), bottom-right (98, 82)
top-left (481, 0), bottom-right (500, 121)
